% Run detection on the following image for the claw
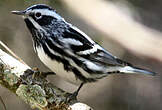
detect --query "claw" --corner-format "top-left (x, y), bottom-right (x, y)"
top-left (66, 83), bottom-right (84, 103)
top-left (66, 91), bottom-right (78, 102)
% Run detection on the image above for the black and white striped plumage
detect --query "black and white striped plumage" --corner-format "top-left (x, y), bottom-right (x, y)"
top-left (12, 4), bottom-right (155, 85)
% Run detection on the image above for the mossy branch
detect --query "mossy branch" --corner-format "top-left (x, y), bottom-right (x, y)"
top-left (0, 49), bottom-right (92, 110)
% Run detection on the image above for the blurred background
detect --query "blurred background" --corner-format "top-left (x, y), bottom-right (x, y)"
top-left (0, 0), bottom-right (162, 110)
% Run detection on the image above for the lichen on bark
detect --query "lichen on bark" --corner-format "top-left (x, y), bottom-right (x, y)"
top-left (0, 48), bottom-right (92, 110)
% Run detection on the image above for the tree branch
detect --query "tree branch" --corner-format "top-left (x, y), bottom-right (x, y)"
top-left (0, 49), bottom-right (92, 110)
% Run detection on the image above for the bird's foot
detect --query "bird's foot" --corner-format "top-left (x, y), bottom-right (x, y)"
top-left (65, 91), bottom-right (78, 103)
top-left (65, 83), bottom-right (84, 103)
top-left (20, 69), bottom-right (38, 84)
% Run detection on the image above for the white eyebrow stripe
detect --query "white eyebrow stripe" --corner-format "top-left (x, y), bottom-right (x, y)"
top-left (32, 9), bottom-right (62, 20)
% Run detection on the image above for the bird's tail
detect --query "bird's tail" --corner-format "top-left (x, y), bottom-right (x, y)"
top-left (118, 66), bottom-right (156, 76)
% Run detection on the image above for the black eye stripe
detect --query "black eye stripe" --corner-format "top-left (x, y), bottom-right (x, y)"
top-left (29, 13), bottom-right (56, 20)
top-left (36, 15), bottom-right (55, 26)
top-left (28, 13), bottom-right (57, 26)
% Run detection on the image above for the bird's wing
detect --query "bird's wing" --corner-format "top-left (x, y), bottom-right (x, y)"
top-left (60, 26), bottom-right (126, 66)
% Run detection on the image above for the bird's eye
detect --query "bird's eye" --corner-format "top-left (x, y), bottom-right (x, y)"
top-left (35, 12), bottom-right (42, 19)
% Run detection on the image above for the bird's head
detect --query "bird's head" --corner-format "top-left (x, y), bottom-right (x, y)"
top-left (12, 4), bottom-right (63, 33)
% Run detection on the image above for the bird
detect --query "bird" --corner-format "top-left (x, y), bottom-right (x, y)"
top-left (12, 4), bottom-right (155, 98)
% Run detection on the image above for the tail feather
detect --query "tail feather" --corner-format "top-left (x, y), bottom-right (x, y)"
top-left (119, 66), bottom-right (156, 76)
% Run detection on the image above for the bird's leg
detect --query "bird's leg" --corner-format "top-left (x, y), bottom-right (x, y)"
top-left (73, 83), bottom-right (84, 97)
top-left (66, 83), bottom-right (84, 102)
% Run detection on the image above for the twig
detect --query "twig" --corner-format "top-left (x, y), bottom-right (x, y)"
top-left (0, 41), bottom-right (27, 65)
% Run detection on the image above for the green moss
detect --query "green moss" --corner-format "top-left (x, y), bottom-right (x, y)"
top-left (3, 72), bottom-right (19, 86)
top-left (0, 64), bottom-right (20, 93)
top-left (16, 84), bottom-right (48, 109)
top-left (0, 62), bottom-right (74, 109)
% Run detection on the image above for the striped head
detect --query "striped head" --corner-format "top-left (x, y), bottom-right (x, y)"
top-left (12, 4), bottom-right (66, 46)
top-left (12, 4), bottom-right (63, 27)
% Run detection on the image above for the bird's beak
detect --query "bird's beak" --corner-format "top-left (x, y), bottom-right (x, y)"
top-left (11, 10), bottom-right (26, 15)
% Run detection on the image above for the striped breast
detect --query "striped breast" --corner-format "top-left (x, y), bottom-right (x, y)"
top-left (36, 45), bottom-right (82, 85)
top-left (36, 43), bottom-right (106, 85)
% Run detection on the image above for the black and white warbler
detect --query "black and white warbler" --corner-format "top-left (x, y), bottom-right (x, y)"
top-left (12, 4), bottom-right (155, 96)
